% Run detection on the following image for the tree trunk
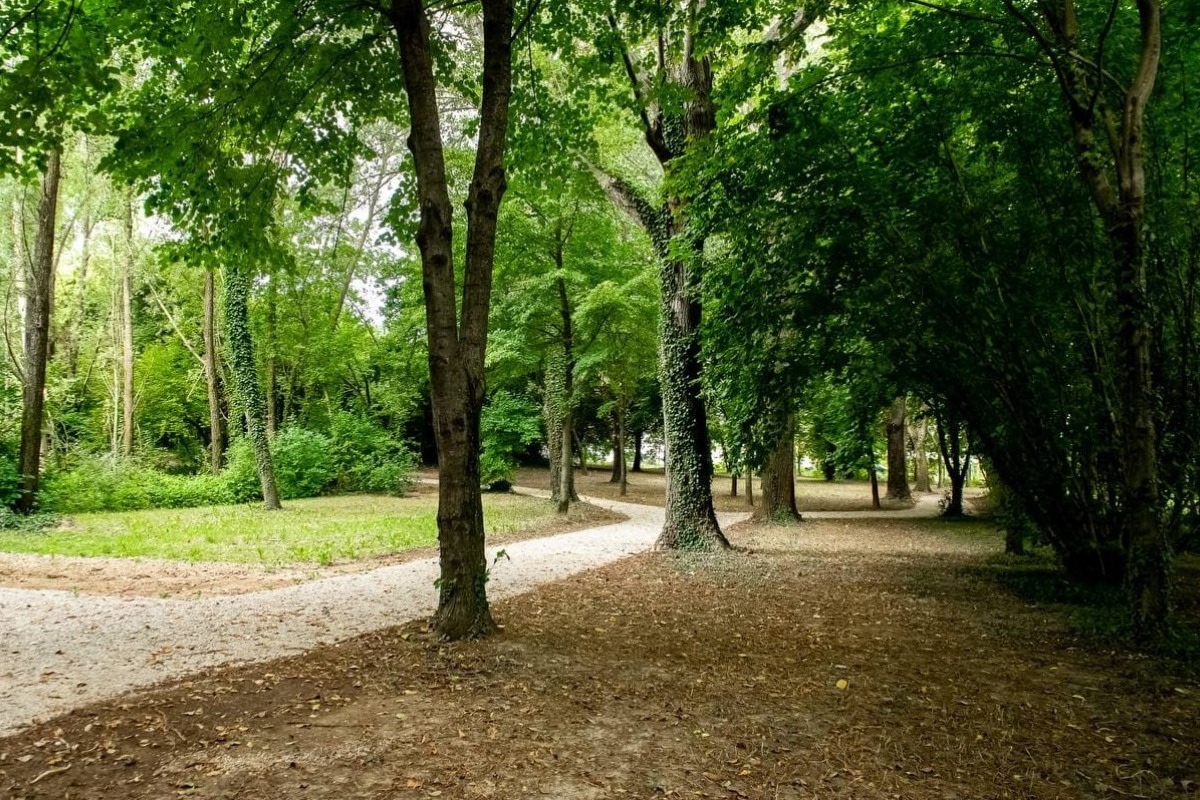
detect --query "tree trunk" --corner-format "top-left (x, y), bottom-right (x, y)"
top-left (935, 414), bottom-right (968, 518)
top-left (617, 405), bottom-right (628, 496)
top-left (885, 396), bottom-right (910, 500)
top-left (574, 429), bottom-right (589, 474)
top-left (223, 265), bottom-right (282, 510)
top-left (745, 468), bottom-right (754, 507)
top-left (544, 352), bottom-right (577, 505)
top-left (730, 473), bottom-right (738, 498)
top-left (556, 272), bottom-right (574, 514)
top-left (389, 0), bottom-right (513, 640)
top-left (756, 412), bottom-right (800, 522)
top-left (609, 419), bottom-right (621, 483)
top-left (121, 197), bottom-right (136, 458)
top-left (632, 430), bottom-right (643, 472)
top-left (15, 150), bottom-right (60, 513)
top-left (912, 414), bottom-right (931, 493)
top-left (203, 270), bottom-right (224, 474)
top-left (265, 274), bottom-right (277, 437)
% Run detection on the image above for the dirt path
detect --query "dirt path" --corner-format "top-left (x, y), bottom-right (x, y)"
top-left (0, 492), bottom-right (751, 738)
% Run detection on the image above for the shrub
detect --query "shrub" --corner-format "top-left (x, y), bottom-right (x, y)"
top-left (222, 439), bottom-right (263, 503)
top-left (0, 452), bottom-right (20, 508)
top-left (41, 456), bottom-right (236, 514)
top-left (271, 427), bottom-right (336, 500)
top-left (327, 412), bottom-right (417, 495)
top-left (480, 391), bottom-right (541, 488)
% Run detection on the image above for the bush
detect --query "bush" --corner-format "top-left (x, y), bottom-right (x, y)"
top-left (480, 391), bottom-right (541, 488)
top-left (0, 452), bottom-right (21, 508)
top-left (271, 428), bottom-right (336, 500)
top-left (41, 456), bottom-right (236, 514)
top-left (327, 412), bottom-right (416, 495)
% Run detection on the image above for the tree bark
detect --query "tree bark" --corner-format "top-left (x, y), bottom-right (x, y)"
top-left (935, 414), bottom-right (968, 518)
top-left (544, 352), bottom-right (578, 505)
top-left (203, 269), bottom-right (224, 474)
top-left (617, 405), bottom-right (628, 496)
top-left (912, 414), bottom-right (931, 493)
top-left (885, 396), bottom-right (910, 500)
top-left (15, 150), bottom-right (60, 513)
top-left (730, 473), bottom-right (738, 498)
top-left (265, 274), bottom-right (278, 437)
top-left (121, 197), bottom-right (136, 458)
top-left (756, 412), bottom-right (800, 522)
top-left (223, 265), bottom-right (281, 510)
top-left (389, 0), bottom-right (513, 640)
top-left (745, 468), bottom-right (754, 507)
top-left (632, 430), bottom-right (643, 472)
top-left (609, 419), bottom-right (622, 483)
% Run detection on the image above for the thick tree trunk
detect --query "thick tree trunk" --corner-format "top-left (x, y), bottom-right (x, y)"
top-left (885, 396), bottom-right (910, 500)
top-left (121, 198), bottom-right (136, 458)
top-left (223, 266), bottom-right (282, 510)
top-left (390, 0), bottom-right (513, 640)
top-left (912, 414), bottom-right (931, 493)
top-left (15, 150), bottom-right (60, 513)
top-left (756, 413), bottom-right (800, 522)
top-left (632, 430), bottom-right (643, 472)
top-left (203, 270), bottom-right (224, 474)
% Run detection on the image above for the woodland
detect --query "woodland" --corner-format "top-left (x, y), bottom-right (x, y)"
top-left (0, 0), bottom-right (1199, 739)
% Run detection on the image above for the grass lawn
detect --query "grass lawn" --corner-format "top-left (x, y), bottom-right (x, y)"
top-left (0, 491), bottom-right (571, 567)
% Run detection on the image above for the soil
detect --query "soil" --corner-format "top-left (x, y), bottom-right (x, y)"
top-left (2, 516), bottom-right (1196, 800)
top-left (513, 467), bottom-right (972, 514)
top-left (0, 493), bottom-right (621, 598)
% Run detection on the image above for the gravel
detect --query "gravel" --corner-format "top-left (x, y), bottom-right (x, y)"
top-left (0, 494), bottom-right (749, 737)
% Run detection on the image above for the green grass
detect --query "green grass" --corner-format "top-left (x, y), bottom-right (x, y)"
top-left (0, 493), bottom-right (561, 567)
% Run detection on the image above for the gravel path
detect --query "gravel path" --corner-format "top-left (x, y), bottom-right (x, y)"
top-left (0, 493), bottom-right (749, 737)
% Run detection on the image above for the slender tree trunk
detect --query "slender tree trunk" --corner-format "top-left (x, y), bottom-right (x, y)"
top-left (632, 430), bottom-right (643, 472)
top-left (556, 272), bottom-right (574, 514)
top-left (203, 270), bottom-right (224, 474)
top-left (389, 0), bottom-right (513, 640)
top-left (730, 473), bottom-right (738, 498)
top-left (618, 404), bottom-right (628, 496)
top-left (121, 198), bottom-right (136, 458)
top-left (575, 429), bottom-right (589, 475)
top-left (609, 419), bottom-right (622, 483)
top-left (745, 468), bottom-right (754, 507)
top-left (223, 265), bottom-right (281, 510)
top-left (544, 353), bottom-right (577, 504)
top-left (15, 150), bottom-right (60, 513)
top-left (757, 412), bottom-right (800, 522)
top-left (867, 432), bottom-right (881, 510)
top-left (885, 396), bottom-right (910, 500)
top-left (912, 414), bottom-right (931, 492)
top-left (265, 274), bottom-right (277, 437)
top-left (935, 415), bottom-right (968, 518)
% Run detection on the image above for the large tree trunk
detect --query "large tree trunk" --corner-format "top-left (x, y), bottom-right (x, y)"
top-left (203, 270), bottom-right (224, 474)
top-left (389, 0), bottom-right (513, 640)
top-left (15, 150), bottom-right (60, 514)
top-left (756, 412), bottom-right (800, 522)
top-left (223, 265), bottom-right (281, 510)
top-left (912, 414), bottom-right (931, 493)
top-left (121, 198), bottom-right (136, 458)
top-left (885, 396), bottom-right (910, 500)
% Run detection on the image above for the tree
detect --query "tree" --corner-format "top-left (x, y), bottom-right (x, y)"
top-left (885, 396), bottom-right (910, 501)
top-left (390, 0), bottom-right (516, 638)
top-left (15, 150), bottom-right (60, 512)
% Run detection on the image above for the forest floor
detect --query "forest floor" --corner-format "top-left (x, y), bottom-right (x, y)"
top-left (513, 466), bottom-right (983, 514)
top-left (2, 490), bottom-right (1197, 799)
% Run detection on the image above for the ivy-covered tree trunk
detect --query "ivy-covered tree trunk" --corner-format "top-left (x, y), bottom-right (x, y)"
top-left (911, 414), bottom-right (931, 493)
top-left (389, 0), bottom-right (513, 640)
top-left (885, 396), bottom-right (910, 500)
top-left (756, 412), bottom-right (800, 522)
top-left (223, 265), bottom-right (282, 510)
top-left (544, 352), bottom-right (578, 506)
top-left (121, 196), bottom-right (136, 458)
top-left (15, 150), bottom-right (60, 514)
top-left (203, 269), bottom-right (224, 474)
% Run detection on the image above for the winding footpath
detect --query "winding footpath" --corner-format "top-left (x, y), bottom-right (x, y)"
top-left (0, 490), bottom-right (942, 738)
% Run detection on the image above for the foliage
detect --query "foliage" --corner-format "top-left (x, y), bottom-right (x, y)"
top-left (269, 428), bottom-right (337, 501)
top-left (480, 391), bottom-right (542, 488)
top-left (41, 457), bottom-right (237, 513)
